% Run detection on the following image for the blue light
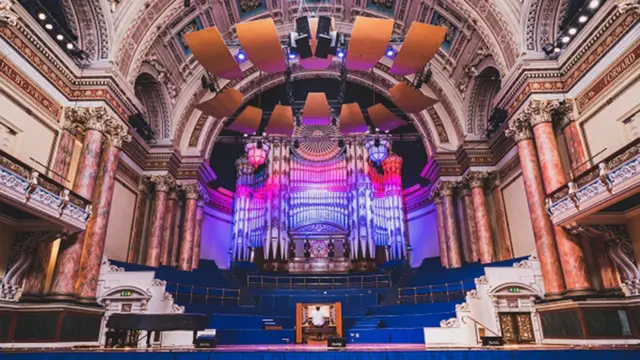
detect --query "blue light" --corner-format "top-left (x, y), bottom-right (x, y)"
top-left (236, 50), bottom-right (246, 61)
top-left (385, 48), bottom-right (395, 57)
top-left (288, 52), bottom-right (297, 60)
top-left (337, 50), bottom-right (345, 58)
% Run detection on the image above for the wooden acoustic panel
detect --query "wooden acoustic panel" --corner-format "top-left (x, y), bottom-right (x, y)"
top-left (266, 105), bottom-right (294, 135)
top-left (390, 23), bottom-right (447, 76)
top-left (299, 18), bottom-right (334, 71)
top-left (195, 88), bottom-right (244, 118)
top-left (302, 93), bottom-right (331, 125)
top-left (236, 18), bottom-right (287, 74)
top-left (339, 103), bottom-right (367, 133)
top-left (390, 82), bottom-right (438, 114)
top-left (368, 103), bottom-right (406, 131)
top-left (226, 106), bottom-right (263, 134)
top-left (346, 17), bottom-right (394, 71)
top-left (184, 27), bottom-right (243, 79)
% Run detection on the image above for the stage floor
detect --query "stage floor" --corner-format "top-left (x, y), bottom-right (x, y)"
top-left (1, 345), bottom-right (640, 359)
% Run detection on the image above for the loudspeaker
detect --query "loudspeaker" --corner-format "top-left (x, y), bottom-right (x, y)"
top-left (315, 16), bottom-right (334, 59)
top-left (195, 335), bottom-right (218, 348)
top-left (296, 16), bottom-right (311, 36)
top-left (328, 337), bottom-right (346, 348)
top-left (481, 336), bottom-right (504, 346)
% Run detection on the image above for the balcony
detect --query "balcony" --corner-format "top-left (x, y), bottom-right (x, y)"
top-left (0, 149), bottom-right (91, 231)
top-left (546, 138), bottom-right (640, 225)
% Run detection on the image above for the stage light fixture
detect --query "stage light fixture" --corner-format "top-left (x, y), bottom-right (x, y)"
top-left (337, 50), bottom-right (345, 58)
top-left (45, 23), bottom-right (53, 30)
top-left (236, 50), bottom-right (247, 62)
top-left (38, 13), bottom-right (46, 20)
top-left (568, 28), bottom-right (577, 35)
top-left (554, 47), bottom-right (561, 53)
top-left (561, 36), bottom-right (571, 44)
top-left (56, 34), bottom-right (64, 41)
top-left (201, 75), bottom-right (208, 89)
top-left (288, 51), bottom-right (297, 60)
top-left (542, 43), bottom-right (555, 56)
top-left (315, 16), bottom-right (338, 59)
top-left (579, 15), bottom-right (588, 23)
top-left (66, 43), bottom-right (74, 50)
top-left (588, 0), bottom-right (600, 9)
top-left (290, 17), bottom-right (313, 59)
top-left (385, 48), bottom-right (395, 57)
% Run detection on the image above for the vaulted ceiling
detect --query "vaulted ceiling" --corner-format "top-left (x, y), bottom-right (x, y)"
top-left (56, 0), bottom-right (575, 157)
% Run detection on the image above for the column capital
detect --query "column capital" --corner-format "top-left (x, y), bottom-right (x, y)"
top-left (455, 180), bottom-right (471, 196)
top-left (183, 183), bottom-right (201, 200)
top-left (438, 181), bottom-right (456, 197)
top-left (104, 118), bottom-right (132, 148)
top-left (551, 99), bottom-right (576, 130)
top-left (616, 0), bottom-right (640, 15)
top-left (149, 174), bottom-right (175, 193)
top-left (527, 99), bottom-right (558, 127)
top-left (464, 171), bottom-right (490, 189)
top-left (64, 106), bottom-right (110, 133)
top-left (0, 0), bottom-right (18, 27)
top-left (505, 111), bottom-right (534, 142)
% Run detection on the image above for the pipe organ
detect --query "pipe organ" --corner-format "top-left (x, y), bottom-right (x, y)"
top-left (231, 125), bottom-right (408, 272)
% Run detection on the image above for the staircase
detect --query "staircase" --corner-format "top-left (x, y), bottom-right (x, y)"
top-left (349, 317), bottom-right (380, 330)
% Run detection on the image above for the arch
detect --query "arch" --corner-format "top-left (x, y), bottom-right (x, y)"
top-left (465, 66), bottom-right (501, 138)
top-left (66, 0), bottom-right (112, 61)
top-left (523, 0), bottom-right (570, 52)
top-left (134, 72), bottom-right (172, 141)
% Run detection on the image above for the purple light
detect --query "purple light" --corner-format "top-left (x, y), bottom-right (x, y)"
top-left (337, 50), bottom-right (345, 58)
top-left (288, 52), bottom-right (297, 60)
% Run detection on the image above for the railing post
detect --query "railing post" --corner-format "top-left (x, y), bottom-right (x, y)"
top-left (414, 287), bottom-right (418, 304)
top-left (189, 285), bottom-right (194, 304)
top-left (206, 287), bottom-right (209, 305)
top-left (460, 281), bottom-right (464, 299)
top-left (175, 283), bottom-right (179, 302)
top-left (429, 285), bottom-right (434, 303)
top-left (445, 283), bottom-right (449, 302)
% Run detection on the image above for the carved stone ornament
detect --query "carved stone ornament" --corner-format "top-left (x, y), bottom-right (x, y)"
top-left (440, 318), bottom-right (460, 328)
top-left (464, 171), bottom-right (490, 189)
top-left (551, 99), bottom-right (575, 130)
top-left (104, 118), bottom-right (132, 148)
top-left (475, 275), bottom-right (488, 285)
top-left (528, 99), bottom-right (559, 127)
top-left (616, 0), bottom-right (640, 15)
top-left (467, 289), bottom-right (480, 299)
top-left (184, 183), bottom-right (201, 200)
top-left (456, 302), bottom-right (471, 312)
top-left (505, 111), bottom-right (534, 142)
top-left (149, 175), bottom-right (175, 193)
top-left (64, 106), bottom-right (110, 133)
top-left (439, 181), bottom-right (456, 197)
top-left (0, 0), bottom-right (18, 26)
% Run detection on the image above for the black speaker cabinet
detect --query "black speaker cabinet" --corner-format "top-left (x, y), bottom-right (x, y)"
top-left (481, 336), bottom-right (504, 346)
top-left (195, 335), bottom-right (218, 348)
top-left (328, 337), bottom-right (346, 348)
top-left (295, 17), bottom-right (311, 36)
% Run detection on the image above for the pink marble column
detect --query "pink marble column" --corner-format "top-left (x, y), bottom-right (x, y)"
top-left (439, 181), bottom-right (462, 268)
top-left (50, 129), bottom-right (75, 185)
top-left (466, 172), bottom-right (495, 264)
top-left (191, 202), bottom-right (205, 269)
top-left (530, 100), bottom-right (593, 296)
top-left (489, 177), bottom-right (513, 260)
top-left (49, 108), bottom-right (106, 299)
top-left (179, 184), bottom-right (201, 271)
top-left (460, 185), bottom-right (480, 263)
top-left (433, 196), bottom-right (449, 268)
top-left (557, 100), bottom-right (590, 177)
top-left (506, 114), bottom-right (566, 298)
top-left (145, 175), bottom-right (174, 267)
top-left (127, 181), bottom-right (149, 263)
top-left (160, 189), bottom-right (179, 266)
top-left (22, 237), bottom-right (57, 297)
top-left (74, 123), bottom-right (131, 301)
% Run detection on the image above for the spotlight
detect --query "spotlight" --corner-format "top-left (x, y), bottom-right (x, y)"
top-left (588, 0), bottom-right (600, 9)
top-left (337, 50), bottom-right (345, 58)
top-left (38, 13), bottom-right (46, 20)
top-left (288, 51), bottom-right (297, 60)
top-left (568, 28), bottom-right (577, 35)
top-left (554, 47), bottom-right (561, 53)
top-left (290, 17), bottom-right (313, 59)
top-left (542, 43), bottom-right (555, 55)
top-left (45, 23), bottom-right (53, 30)
top-left (385, 48), bottom-right (395, 57)
top-left (578, 15), bottom-right (588, 23)
top-left (561, 36), bottom-right (571, 44)
top-left (56, 34), bottom-right (64, 41)
top-left (236, 50), bottom-right (246, 61)
top-left (66, 43), bottom-right (74, 50)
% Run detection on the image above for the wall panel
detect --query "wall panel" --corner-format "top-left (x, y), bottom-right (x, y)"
top-left (406, 204), bottom-right (440, 267)
top-left (104, 180), bottom-right (137, 261)
top-left (502, 175), bottom-right (535, 258)
top-left (200, 207), bottom-right (233, 269)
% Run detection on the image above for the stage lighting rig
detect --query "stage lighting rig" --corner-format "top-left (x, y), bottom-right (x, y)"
top-left (315, 16), bottom-right (340, 58)
top-left (289, 17), bottom-right (313, 59)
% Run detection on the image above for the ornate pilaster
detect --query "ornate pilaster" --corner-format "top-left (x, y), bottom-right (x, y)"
top-left (160, 187), bottom-right (179, 266)
top-left (553, 99), bottom-right (590, 177)
top-left (528, 99), bottom-right (567, 193)
top-left (464, 171), bottom-right (495, 264)
top-left (75, 120), bottom-right (131, 300)
top-left (179, 183), bottom-right (201, 270)
top-left (145, 175), bottom-right (175, 267)
top-left (127, 179), bottom-right (150, 263)
top-left (506, 114), bottom-right (566, 298)
top-left (438, 181), bottom-right (462, 268)
top-left (430, 187), bottom-right (448, 268)
top-left (192, 200), bottom-right (206, 269)
top-left (488, 175), bottom-right (513, 260)
top-left (455, 182), bottom-right (479, 263)
top-left (0, 0), bottom-right (18, 26)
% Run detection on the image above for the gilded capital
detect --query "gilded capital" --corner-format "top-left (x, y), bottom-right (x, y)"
top-left (184, 183), bottom-right (201, 200)
top-left (439, 181), bottom-right (456, 197)
top-left (429, 184), bottom-right (442, 201)
top-left (527, 99), bottom-right (558, 127)
top-left (149, 175), bottom-right (175, 193)
top-left (551, 99), bottom-right (575, 130)
top-left (464, 171), bottom-right (490, 189)
top-left (64, 106), bottom-right (109, 133)
top-left (104, 118), bottom-right (132, 148)
top-left (505, 111), bottom-right (533, 142)
top-left (456, 180), bottom-right (472, 196)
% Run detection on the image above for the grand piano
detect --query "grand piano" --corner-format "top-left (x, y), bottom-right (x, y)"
top-left (105, 313), bottom-right (208, 348)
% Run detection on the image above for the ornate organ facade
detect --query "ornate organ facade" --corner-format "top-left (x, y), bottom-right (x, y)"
top-left (231, 125), bottom-right (408, 272)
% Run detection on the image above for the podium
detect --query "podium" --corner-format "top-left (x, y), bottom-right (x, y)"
top-left (295, 302), bottom-right (343, 344)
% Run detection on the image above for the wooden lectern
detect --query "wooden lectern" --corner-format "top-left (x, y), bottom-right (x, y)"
top-left (295, 302), bottom-right (343, 344)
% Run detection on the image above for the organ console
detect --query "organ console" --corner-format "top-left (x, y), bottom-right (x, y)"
top-left (295, 302), bottom-right (343, 344)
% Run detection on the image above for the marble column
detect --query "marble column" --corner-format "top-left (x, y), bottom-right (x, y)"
top-left (160, 188), bottom-right (179, 266)
top-left (75, 119), bottom-right (131, 300)
top-left (145, 175), bottom-right (174, 267)
top-left (432, 192), bottom-right (448, 268)
top-left (555, 100), bottom-right (590, 177)
top-left (459, 184), bottom-right (480, 263)
top-left (489, 176), bottom-right (513, 260)
top-left (439, 181), bottom-right (462, 268)
top-left (191, 201), bottom-right (205, 269)
top-left (530, 100), bottom-right (593, 296)
top-left (49, 107), bottom-right (107, 299)
top-left (50, 128), bottom-right (75, 185)
top-left (179, 184), bottom-right (200, 271)
top-left (127, 180), bottom-right (150, 263)
top-left (506, 113), bottom-right (566, 298)
top-left (466, 172), bottom-right (495, 264)
top-left (21, 233), bottom-right (62, 297)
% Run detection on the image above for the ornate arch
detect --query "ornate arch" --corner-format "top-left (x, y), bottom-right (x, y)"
top-left (66, 0), bottom-right (111, 61)
top-left (134, 71), bottom-right (172, 141)
top-left (524, 0), bottom-right (570, 52)
top-left (465, 64), bottom-right (501, 138)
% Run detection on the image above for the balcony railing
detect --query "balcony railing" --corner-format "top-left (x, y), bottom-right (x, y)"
top-left (397, 281), bottom-right (471, 304)
top-left (546, 138), bottom-right (640, 224)
top-left (166, 283), bottom-right (241, 306)
top-left (247, 274), bottom-right (392, 290)
top-left (0, 149), bottom-right (91, 230)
